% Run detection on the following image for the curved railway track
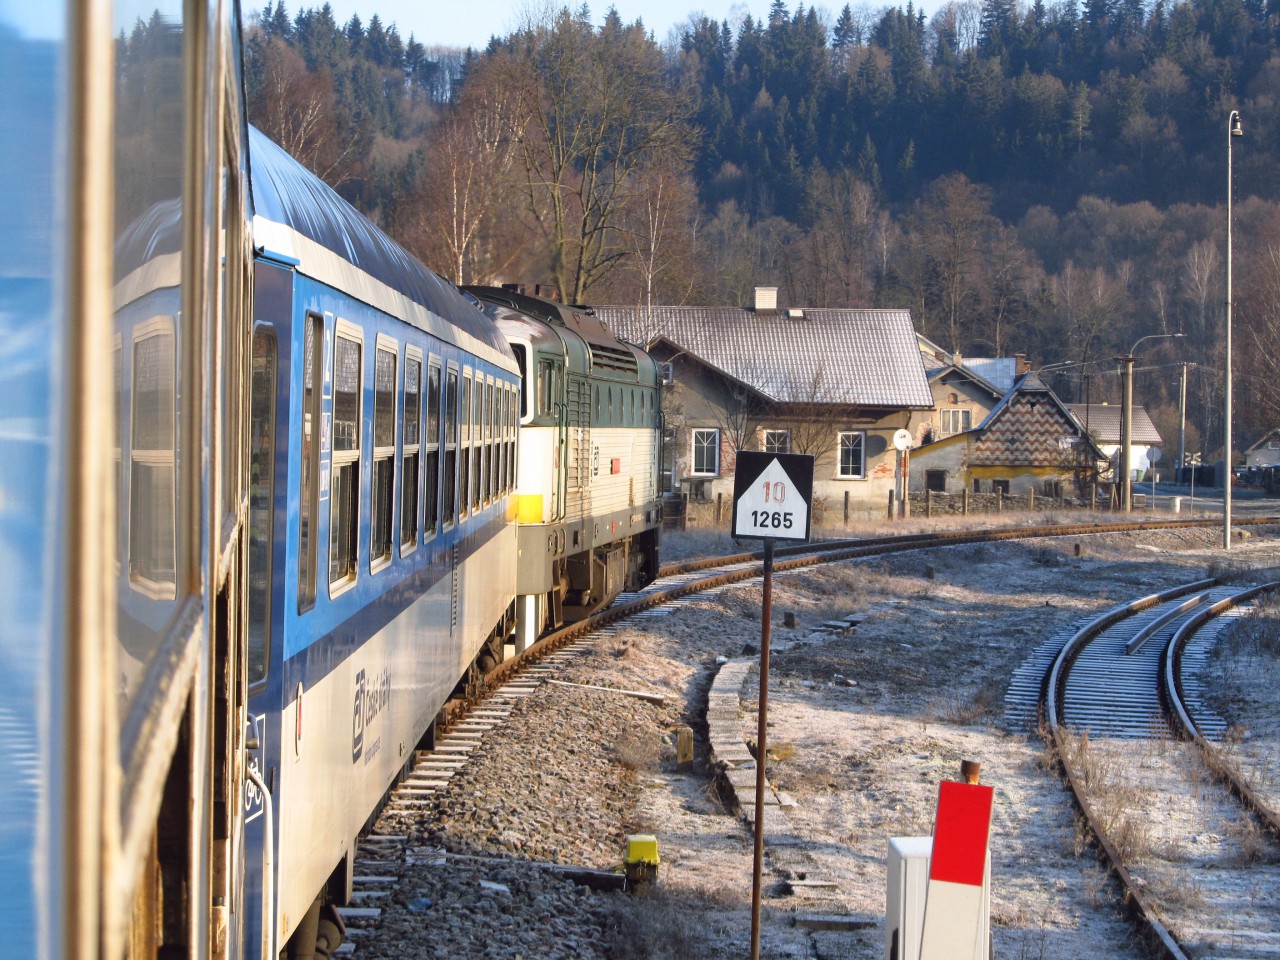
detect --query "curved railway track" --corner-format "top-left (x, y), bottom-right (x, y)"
top-left (1040, 577), bottom-right (1280, 960)
top-left (340, 515), bottom-right (1280, 952)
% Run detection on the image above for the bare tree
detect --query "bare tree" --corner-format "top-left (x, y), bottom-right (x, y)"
top-left (1182, 239), bottom-right (1220, 338)
top-left (616, 161), bottom-right (701, 309)
top-left (245, 36), bottom-right (365, 187)
top-left (496, 10), bottom-right (696, 303)
top-left (407, 70), bottom-right (532, 284)
top-left (914, 174), bottom-right (995, 352)
top-left (1238, 242), bottom-right (1280, 438)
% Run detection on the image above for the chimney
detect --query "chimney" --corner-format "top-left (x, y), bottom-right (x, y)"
top-left (1015, 353), bottom-right (1031, 375)
top-left (953, 352), bottom-right (963, 367)
top-left (753, 286), bottom-right (778, 314)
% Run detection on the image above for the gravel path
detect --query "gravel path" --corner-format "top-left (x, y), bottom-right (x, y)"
top-left (348, 519), bottom-right (1280, 960)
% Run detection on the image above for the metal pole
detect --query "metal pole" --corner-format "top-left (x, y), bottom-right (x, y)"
top-left (749, 538), bottom-right (775, 960)
top-left (1121, 355), bottom-right (1134, 513)
top-left (1225, 109), bottom-right (1241, 550)
top-left (1178, 362), bottom-right (1187, 481)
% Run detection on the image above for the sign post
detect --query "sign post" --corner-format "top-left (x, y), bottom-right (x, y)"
top-left (733, 452), bottom-right (813, 960)
top-left (893, 428), bottom-right (913, 520)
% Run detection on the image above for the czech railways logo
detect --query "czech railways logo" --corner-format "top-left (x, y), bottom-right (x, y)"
top-left (352, 667), bottom-right (390, 763)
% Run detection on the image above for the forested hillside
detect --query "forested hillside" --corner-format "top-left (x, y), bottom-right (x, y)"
top-left (216, 0), bottom-right (1280, 459)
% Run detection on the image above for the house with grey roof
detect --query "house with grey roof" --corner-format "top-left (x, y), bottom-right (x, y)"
top-left (1066, 403), bottom-right (1163, 481)
top-left (592, 288), bottom-right (934, 526)
top-left (1244, 428), bottom-right (1280, 468)
top-left (914, 334), bottom-right (1018, 448)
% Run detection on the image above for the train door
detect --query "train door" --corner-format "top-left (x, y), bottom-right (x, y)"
top-left (240, 258), bottom-right (298, 960)
top-left (565, 373), bottom-right (591, 520)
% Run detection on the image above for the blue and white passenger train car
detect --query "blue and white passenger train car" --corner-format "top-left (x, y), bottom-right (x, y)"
top-left (244, 129), bottom-right (519, 955)
top-left (1, 3), bottom-right (659, 956)
top-left (1, 1), bottom-right (254, 957)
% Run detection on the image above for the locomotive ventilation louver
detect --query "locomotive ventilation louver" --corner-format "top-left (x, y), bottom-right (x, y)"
top-left (590, 343), bottom-right (639, 376)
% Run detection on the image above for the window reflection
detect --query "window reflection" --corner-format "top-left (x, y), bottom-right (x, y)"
top-left (112, 4), bottom-right (187, 744)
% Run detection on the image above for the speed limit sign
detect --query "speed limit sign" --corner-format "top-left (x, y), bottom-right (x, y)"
top-left (731, 451), bottom-right (814, 541)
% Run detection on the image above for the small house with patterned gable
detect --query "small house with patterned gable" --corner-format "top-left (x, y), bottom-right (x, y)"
top-left (591, 291), bottom-right (934, 525)
top-left (909, 372), bottom-right (1107, 496)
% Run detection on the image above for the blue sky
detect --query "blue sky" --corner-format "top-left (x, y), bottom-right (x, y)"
top-left (293, 0), bottom-right (774, 49)
top-left (284, 0), bottom-right (942, 51)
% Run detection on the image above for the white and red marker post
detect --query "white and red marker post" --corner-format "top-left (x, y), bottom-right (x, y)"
top-left (919, 761), bottom-right (994, 960)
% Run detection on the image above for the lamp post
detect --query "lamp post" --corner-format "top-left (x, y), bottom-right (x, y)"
top-left (1225, 109), bottom-right (1243, 549)
top-left (1117, 333), bottom-right (1183, 512)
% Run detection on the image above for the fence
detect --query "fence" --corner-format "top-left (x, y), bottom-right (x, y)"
top-left (662, 485), bottom-right (1148, 532)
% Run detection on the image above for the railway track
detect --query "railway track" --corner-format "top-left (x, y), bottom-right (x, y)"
top-left (1039, 577), bottom-right (1280, 960)
top-left (339, 515), bottom-right (1280, 952)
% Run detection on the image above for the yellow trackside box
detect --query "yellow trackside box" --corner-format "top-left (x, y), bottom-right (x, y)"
top-left (626, 834), bottom-right (660, 866)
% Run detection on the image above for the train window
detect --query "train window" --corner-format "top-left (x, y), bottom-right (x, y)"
top-left (472, 377), bottom-right (484, 511)
top-left (248, 328), bottom-right (277, 685)
top-left (476, 378), bottom-right (487, 508)
top-left (508, 384), bottom-right (517, 494)
top-left (538, 359), bottom-right (555, 418)
top-left (460, 373), bottom-right (472, 518)
top-left (425, 361), bottom-right (442, 536)
top-left (329, 328), bottom-right (362, 589)
top-left (486, 380), bottom-right (496, 504)
top-left (510, 343), bottom-right (529, 419)
top-left (502, 386), bottom-right (511, 495)
top-left (401, 350), bottom-right (422, 554)
top-left (129, 319), bottom-right (178, 597)
top-left (444, 368), bottom-right (458, 524)
top-left (496, 385), bottom-right (506, 496)
top-left (370, 340), bottom-right (397, 570)
top-left (298, 314), bottom-right (323, 612)
top-left (114, 340), bottom-right (123, 567)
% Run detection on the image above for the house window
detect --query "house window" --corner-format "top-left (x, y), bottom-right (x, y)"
top-left (763, 429), bottom-right (790, 453)
top-left (941, 408), bottom-right (971, 435)
top-left (925, 469), bottom-right (946, 492)
top-left (691, 428), bottom-right (719, 476)
top-left (837, 431), bottom-right (865, 479)
top-left (658, 362), bottom-right (673, 384)
top-left (993, 479), bottom-right (1010, 495)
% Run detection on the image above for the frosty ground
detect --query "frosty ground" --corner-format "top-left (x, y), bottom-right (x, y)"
top-left (357, 518), bottom-right (1280, 960)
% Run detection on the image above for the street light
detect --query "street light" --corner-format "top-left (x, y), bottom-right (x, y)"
top-left (1117, 332), bottom-right (1183, 512)
top-left (1225, 109), bottom-right (1243, 548)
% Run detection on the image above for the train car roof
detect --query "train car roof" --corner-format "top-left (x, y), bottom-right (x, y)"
top-left (247, 126), bottom-right (514, 371)
top-left (463, 285), bottom-right (648, 381)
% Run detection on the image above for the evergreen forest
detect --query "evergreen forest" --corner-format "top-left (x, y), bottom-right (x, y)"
top-left (156, 0), bottom-right (1280, 460)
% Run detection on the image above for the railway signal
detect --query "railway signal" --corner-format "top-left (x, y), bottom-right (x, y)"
top-left (732, 452), bottom-right (814, 960)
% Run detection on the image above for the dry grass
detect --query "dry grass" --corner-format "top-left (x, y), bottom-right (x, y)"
top-left (933, 684), bottom-right (1005, 725)
top-left (612, 728), bottom-right (662, 772)
top-left (1222, 811), bottom-right (1273, 864)
top-left (1059, 730), bottom-right (1155, 861)
top-left (600, 886), bottom-right (710, 960)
